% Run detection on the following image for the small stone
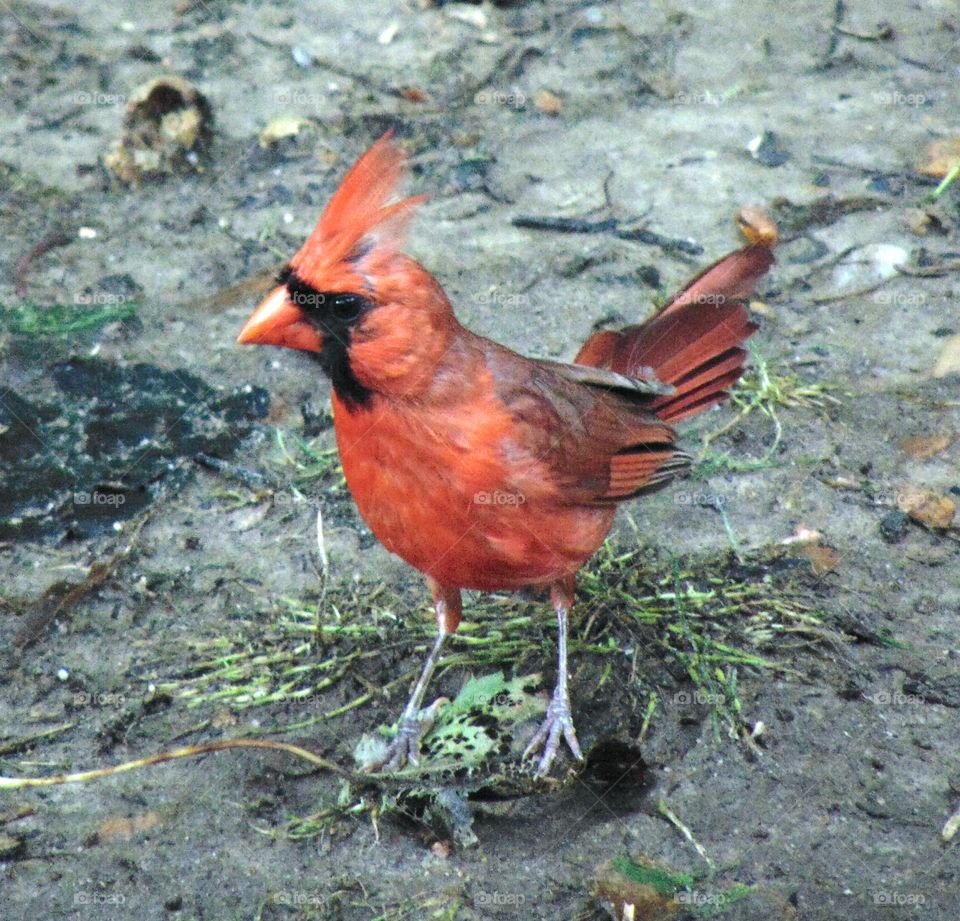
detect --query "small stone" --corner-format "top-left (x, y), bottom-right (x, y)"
top-left (879, 510), bottom-right (909, 543)
top-left (291, 46), bottom-right (313, 68)
top-left (747, 130), bottom-right (790, 167)
top-left (933, 333), bottom-right (960, 378)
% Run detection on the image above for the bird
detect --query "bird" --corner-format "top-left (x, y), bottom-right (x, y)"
top-left (237, 133), bottom-right (774, 776)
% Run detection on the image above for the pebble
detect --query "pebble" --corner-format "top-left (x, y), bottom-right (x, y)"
top-left (879, 510), bottom-right (908, 543)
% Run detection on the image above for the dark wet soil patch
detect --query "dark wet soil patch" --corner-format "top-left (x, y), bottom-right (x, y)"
top-left (0, 356), bottom-right (268, 541)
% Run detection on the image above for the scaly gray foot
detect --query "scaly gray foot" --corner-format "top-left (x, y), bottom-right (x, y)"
top-left (523, 686), bottom-right (584, 776)
top-left (362, 699), bottom-right (446, 773)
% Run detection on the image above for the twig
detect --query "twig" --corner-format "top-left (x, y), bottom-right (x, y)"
top-left (0, 738), bottom-right (350, 790)
top-left (818, 0), bottom-right (846, 70)
top-left (194, 452), bottom-right (271, 488)
top-left (512, 215), bottom-right (703, 256)
top-left (656, 798), bottom-right (714, 867)
top-left (0, 723), bottom-right (76, 757)
top-left (13, 230), bottom-right (74, 297)
top-left (13, 511), bottom-right (152, 650)
top-left (895, 259), bottom-right (960, 278)
top-left (512, 215), bottom-right (618, 234)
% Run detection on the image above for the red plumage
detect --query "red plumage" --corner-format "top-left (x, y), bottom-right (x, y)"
top-left (238, 134), bottom-right (774, 775)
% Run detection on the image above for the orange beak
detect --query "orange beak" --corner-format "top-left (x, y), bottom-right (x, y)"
top-left (236, 285), bottom-right (324, 353)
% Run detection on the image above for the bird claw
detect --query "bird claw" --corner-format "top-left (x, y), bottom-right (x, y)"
top-left (362, 698), bottom-right (447, 773)
top-left (523, 686), bottom-right (584, 777)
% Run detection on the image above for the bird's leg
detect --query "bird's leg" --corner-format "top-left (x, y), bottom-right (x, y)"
top-left (365, 580), bottom-right (462, 773)
top-left (524, 576), bottom-right (585, 776)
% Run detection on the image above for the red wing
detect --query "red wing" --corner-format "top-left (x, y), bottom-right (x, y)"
top-left (493, 353), bottom-right (688, 505)
top-left (575, 243), bottom-right (772, 423)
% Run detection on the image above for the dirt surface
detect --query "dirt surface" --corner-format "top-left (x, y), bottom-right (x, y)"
top-left (2, 1), bottom-right (960, 919)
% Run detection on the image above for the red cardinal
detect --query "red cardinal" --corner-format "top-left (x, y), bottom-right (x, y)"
top-left (238, 134), bottom-right (773, 775)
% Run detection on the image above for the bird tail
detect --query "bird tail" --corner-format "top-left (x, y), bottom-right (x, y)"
top-left (574, 243), bottom-right (774, 423)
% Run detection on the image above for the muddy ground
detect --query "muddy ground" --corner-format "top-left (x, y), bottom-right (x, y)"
top-left (2, 1), bottom-right (960, 919)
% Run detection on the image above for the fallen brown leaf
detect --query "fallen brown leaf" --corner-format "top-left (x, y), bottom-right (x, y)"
top-left (533, 89), bottom-right (563, 116)
top-left (736, 204), bottom-right (779, 247)
top-left (795, 542), bottom-right (841, 574)
top-left (97, 809), bottom-right (162, 843)
top-left (898, 434), bottom-right (952, 459)
top-left (917, 137), bottom-right (960, 179)
top-left (897, 485), bottom-right (956, 529)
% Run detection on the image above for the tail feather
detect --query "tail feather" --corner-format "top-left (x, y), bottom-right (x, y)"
top-left (653, 367), bottom-right (745, 423)
top-left (576, 243), bottom-right (772, 424)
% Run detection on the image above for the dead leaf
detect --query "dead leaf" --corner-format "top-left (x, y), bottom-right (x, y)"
top-left (933, 334), bottom-right (960, 378)
top-left (898, 434), bottom-right (952, 459)
top-left (794, 542), bottom-right (841, 574)
top-left (917, 137), bottom-right (960, 179)
top-left (398, 86), bottom-right (429, 103)
top-left (97, 810), bottom-right (162, 843)
top-left (259, 115), bottom-right (311, 148)
top-left (430, 840), bottom-right (452, 859)
top-left (106, 76), bottom-right (213, 185)
top-left (0, 834), bottom-right (24, 858)
top-left (736, 204), bottom-right (778, 247)
top-left (902, 207), bottom-right (947, 237)
top-left (533, 89), bottom-right (563, 116)
top-left (748, 299), bottom-right (776, 319)
top-left (897, 485), bottom-right (956, 529)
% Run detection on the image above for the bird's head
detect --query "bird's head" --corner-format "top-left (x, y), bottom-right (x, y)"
top-left (237, 133), bottom-right (454, 407)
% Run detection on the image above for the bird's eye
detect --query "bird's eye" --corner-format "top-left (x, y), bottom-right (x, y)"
top-left (329, 294), bottom-right (365, 321)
